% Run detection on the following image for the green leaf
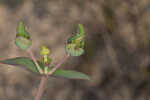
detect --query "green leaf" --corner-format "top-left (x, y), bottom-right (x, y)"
top-left (0, 57), bottom-right (44, 74)
top-left (78, 24), bottom-right (85, 35)
top-left (52, 69), bottom-right (90, 80)
top-left (0, 57), bottom-right (91, 80)
top-left (17, 21), bottom-right (30, 39)
top-left (17, 21), bottom-right (25, 34)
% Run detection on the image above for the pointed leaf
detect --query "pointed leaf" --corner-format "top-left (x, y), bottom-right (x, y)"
top-left (0, 57), bottom-right (44, 74)
top-left (17, 21), bottom-right (25, 34)
top-left (78, 24), bottom-right (85, 35)
top-left (52, 69), bottom-right (90, 80)
top-left (17, 21), bottom-right (30, 39)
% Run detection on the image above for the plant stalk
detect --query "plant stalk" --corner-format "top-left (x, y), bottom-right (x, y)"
top-left (34, 54), bottom-right (70, 100)
top-left (28, 48), bottom-right (70, 100)
top-left (48, 54), bottom-right (70, 75)
top-left (27, 48), bottom-right (47, 100)
top-left (34, 76), bottom-right (48, 100)
top-left (27, 48), bottom-right (43, 74)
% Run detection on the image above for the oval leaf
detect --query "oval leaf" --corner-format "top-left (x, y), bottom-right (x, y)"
top-left (0, 57), bottom-right (44, 74)
top-left (52, 69), bottom-right (90, 80)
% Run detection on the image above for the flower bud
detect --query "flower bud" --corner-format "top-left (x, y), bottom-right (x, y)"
top-left (65, 44), bottom-right (84, 56)
top-left (40, 45), bottom-right (51, 65)
top-left (40, 45), bottom-right (50, 56)
top-left (15, 36), bottom-right (31, 50)
top-left (65, 24), bottom-right (85, 56)
top-left (15, 21), bottom-right (31, 50)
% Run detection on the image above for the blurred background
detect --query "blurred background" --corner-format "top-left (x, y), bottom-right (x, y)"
top-left (0, 0), bottom-right (150, 100)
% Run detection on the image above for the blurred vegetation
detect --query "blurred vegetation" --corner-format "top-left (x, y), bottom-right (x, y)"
top-left (0, 0), bottom-right (24, 9)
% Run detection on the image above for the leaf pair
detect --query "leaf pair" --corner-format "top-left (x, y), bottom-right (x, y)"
top-left (0, 57), bottom-right (90, 80)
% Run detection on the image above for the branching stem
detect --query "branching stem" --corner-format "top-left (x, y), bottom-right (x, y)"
top-left (48, 54), bottom-right (70, 75)
top-left (33, 54), bottom-right (70, 100)
top-left (27, 48), bottom-right (43, 74)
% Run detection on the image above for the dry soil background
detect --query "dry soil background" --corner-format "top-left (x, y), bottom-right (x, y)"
top-left (0, 0), bottom-right (150, 100)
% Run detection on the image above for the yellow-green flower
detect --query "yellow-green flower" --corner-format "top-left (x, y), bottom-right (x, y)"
top-left (40, 45), bottom-right (51, 64)
top-left (40, 45), bottom-right (50, 56)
